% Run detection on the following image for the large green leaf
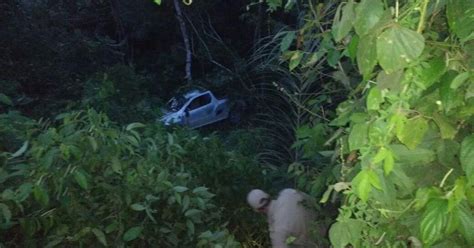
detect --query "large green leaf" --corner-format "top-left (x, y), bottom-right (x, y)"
top-left (74, 171), bottom-right (89, 190)
top-left (366, 87), bottom-right (383, 110)
top-left (417, 56), bottom-right (446, 89)
top-left (92, 228), bottom-right (107, 246)
top-left (390, 144), bottom-right (436, 166)
top-left (126, 122), bottom-right (145, 131)
top-left (456, 203), bottom-right (474, 245)
top-left (414, 187), bottom-right (441, 210)
top-left (447, 0), bottom-right (474, 41)
top-left (266, 0), bottom-right (282, 12)
top-left (440, 72), bottom-right (465, 113)
top-left (396, 117), bottom-right (428, 149)
top-left (376, 26), bottom-right (425, 73)
top-left (332, 1), bottom-right (355, 42)
top-left (0, 203), bottom-right (11, 224)
top-left (436, 140), bottom-right (460, 167)
top-left (357, 34), bottom-right (377, 78)
top-left (347, 35), bottom-right (359, 62)
top-left (110, 156), bottom-right (122, 175)
top-left (348, 123), bottom-right (368, 151)
top-left (289, 50), bottom-right (303, 71)
top-left (433, 113), bottom-right (458, 140)
top-left (352, 169), bottom-right (380, 202)
top-left (33, 185), bottom-right (49, 207)
top-left (280, 31), bottom-right (296, 52)
top-left (420, 199), bottom-right (448, 245)
top-left (329, 219), bottom-right (363, 248)
top-left (376, 70), bottom-right (404, 93)
top-left (354, 0), bottom-right (384, 36)
top-left (123, 226), bottom-right (143, 242)
top-left (460, 134), bottom-right (474, 183)
top-left (383, 149), bottom-right (394, 175)
top-left (450, 72), bottom-right (470, 90)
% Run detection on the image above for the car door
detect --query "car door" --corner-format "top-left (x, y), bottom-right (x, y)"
top-left (184, 93), bottom-right (213, 128)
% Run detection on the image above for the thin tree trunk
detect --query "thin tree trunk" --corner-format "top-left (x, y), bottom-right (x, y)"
top-left (253, 2), bottom-right (263, 53)
top-left (173, 0), bottom-right (192, 83)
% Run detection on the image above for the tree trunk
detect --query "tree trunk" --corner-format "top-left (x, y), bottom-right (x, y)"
top-left (173, 0), bottom-right (192, 83)
top-left (253, 2), bottom-right (263, 53)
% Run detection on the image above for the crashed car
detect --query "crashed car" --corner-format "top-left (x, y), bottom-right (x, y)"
top-left (159, 89), bottom-right (236, 129)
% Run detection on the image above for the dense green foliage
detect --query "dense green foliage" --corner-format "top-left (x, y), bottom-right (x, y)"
top-left (0, 108), bottom-right (269, 247)
top-left (269, 0), bottom-right (474, 247)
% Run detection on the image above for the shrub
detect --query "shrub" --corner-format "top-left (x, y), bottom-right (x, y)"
top-left (0, 109), bottom-right (242, 247)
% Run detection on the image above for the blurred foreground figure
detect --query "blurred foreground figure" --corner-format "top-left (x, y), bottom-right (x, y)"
top-left (247, 188), bottom-right (316, 248)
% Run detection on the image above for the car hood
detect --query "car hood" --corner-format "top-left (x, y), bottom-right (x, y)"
top-left (159, 110), bottom-right (183, 125)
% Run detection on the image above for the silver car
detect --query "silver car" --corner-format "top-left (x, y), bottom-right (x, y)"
top-left (160, 89), bottom-right (231, 129)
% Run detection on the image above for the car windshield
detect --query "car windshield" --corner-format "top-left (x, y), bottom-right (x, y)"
top-left (166, 95), bottom-right (187, 112)
top-left (166, 90), bottom-right (204, 112)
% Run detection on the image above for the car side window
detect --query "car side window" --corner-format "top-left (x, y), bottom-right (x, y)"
top-left (187, 93), bottom-right (211, 111)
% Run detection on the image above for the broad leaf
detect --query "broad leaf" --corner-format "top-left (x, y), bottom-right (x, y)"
top-left (41, 148), bottom-right (57, 169)
top-left (33, 185), bottom-right (49, 207)
top-left (185, 209), bottom-right (202, 217)
top-left (383, 150), bottom-right (394, 175)
top-left (420, 199), bottom-right (448, 245)
top-left (352, 169), bottom-right (375, 202)
top-left (447, 0), bottom-right (474, 41)
top-left (332, 1), bottom-right (355, 42)
top-left (367, 169), bottom-right (381, 190)
top-left (0, 203), bottom-right (11, 224)
top-left (173, 186), bottom-right (189, 193)
top-left (440, 71), bottom-right (464, 113)
top-left (92, 228), bottom-right (107, 246)
top-left (396, 117), bottom-right (428, 149)
top-left (347, 35), bottom-right (359, 62)
top-left (354, 0), bottom-right (383, 36)
top-left (74, 171), bottom-right (89, 190)
top-left (357, 34), bottom-right (377, 78)
top-left (266, 0), bottom-right (282, 12)
top-left (123, 226), bottom-right (143, 242)
top-left (111, 156), bottom-right (122, 175)
top-left (376, 70), bottom-right (404, 93)
top-left (280, 31), bottom-right (296, 52)
top-left (460, 134), bottom-right (474, 183)
top-left (433, 113), bottom-right (457, 139)
top-left (289, 50), bottom-right (303, 71)
top-left (414, 187), bottom-right (441, 210)
top-left (126, 122), bottom-right (145, 131)
top-left (450, 72), bottom-right (470, 90)
top-left (390, 144), bottom-right (436, 166)
top-left (348, 123), bottom-right (368, 151)
top-left (417, 57), bottom-right (446, 89)
top-left (448, 178), bottom-right (466, 211)
top-left (436, 139), bottom-right (460, 167)
top-left (329, 219), bottom-right (363, 248)
top-left (377, 26), bottom-right (425, 73)
top-left (131, 203), bottom-right (146, 211)
top-left (366, 87), bottom-right (383, 110)
top-left (456, 203), bottom-right (474, 245)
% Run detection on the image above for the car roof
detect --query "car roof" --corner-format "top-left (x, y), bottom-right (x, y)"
top-left (183, 89), bottom-right (208, 99)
